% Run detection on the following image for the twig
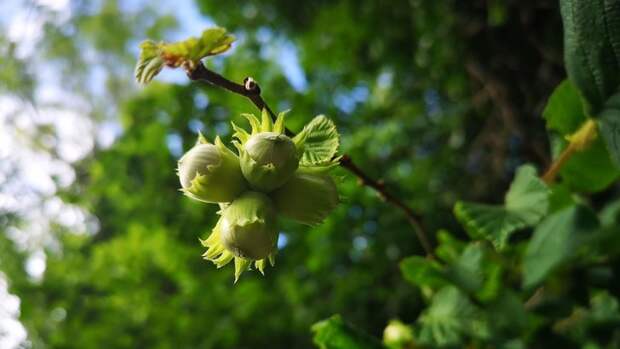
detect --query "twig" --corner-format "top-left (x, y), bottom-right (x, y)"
top-left (338, 155), bottom-right (434, 257)
top-left (188, 64), bottom-right (276, 119)
top-left (187, 62), bottom-right (435, 258)
top-left (541, 119), bottom-right (597, 184)
top-left (541, 144), bottom-right (577, 184)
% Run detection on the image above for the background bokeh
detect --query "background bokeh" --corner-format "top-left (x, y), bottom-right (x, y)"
top-left (0, 0), bottom-right (565, 348)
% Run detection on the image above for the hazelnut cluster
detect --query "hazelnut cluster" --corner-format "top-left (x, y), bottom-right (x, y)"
top-left (178, 111), bottom-right (339, 281)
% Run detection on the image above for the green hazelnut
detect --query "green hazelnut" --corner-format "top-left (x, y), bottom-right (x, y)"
top-left (240, 132), bottom-right (299, 192)
top-left (220, 191), bottom-right (278, 260)
top-left (272, 171), bottom-right (339, 226)
top-left (178, 137), bottom-right (247, 203)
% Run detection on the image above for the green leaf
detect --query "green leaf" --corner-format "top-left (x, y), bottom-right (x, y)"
top-left (446, 243), bottom-right (502, 301)
top-left (444, 243), bottom-right (485, 294)
top-left (599, 91), bottom-right (620, 167)
top-left (295, 115), bottom-right (340, 167)
top-left (134, 27), bottom-right (234, 84)
top-left (547, 183), bottom-right (576, 213)
top-left (454, 164), bottom-right (549, 249)
top-left (161, 27), bottom-right (234, 66)
top-left (543, 80), bottom-right (620, 190)
top-left (312, 315), bottom-right (384, 349)
top-left (560, 0), bottom-right (620, 115)
top-left (504, 165), bottom-right (550, 219)
top-left (558, 136), bottom-right (620, 191)
top-left (486, 291), bottom-right (529, 336)
top-left (523, 205), bottom-right (599, 289)
top-left (134, 40), bottom-right (165, 84)
top-left (418, 286), bottom-right (488, 347)
top-left (402, 242), bottom-right (501, 301)
top-left (453, 204), bottom-right (526, 249)
top-left (400, 256), bottom-right (447, 289)
top-left (543, 80), bottom-right (587, 134)
top-left (434, 230), bottom-right (466, 264)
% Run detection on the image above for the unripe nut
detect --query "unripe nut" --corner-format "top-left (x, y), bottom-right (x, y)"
top-left (241, 132), bottom-right (299, 191)
top-left (220, 191), bottom-right (278, 260)
top-left (272, 172), bottom-right (339, 226)
top-left (178, 142), bottom-right (247, 203)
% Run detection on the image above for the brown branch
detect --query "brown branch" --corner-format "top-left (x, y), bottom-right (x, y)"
top-left (338, 155), bottom-right (434, 257)
top-left (187, 62), bottom-right (435, 258)
top-left (188, 64), bottom-right (277, 119)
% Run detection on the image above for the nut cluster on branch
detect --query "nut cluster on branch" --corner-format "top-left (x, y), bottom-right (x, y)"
top-left (178, 111), bottom-right (340, 282)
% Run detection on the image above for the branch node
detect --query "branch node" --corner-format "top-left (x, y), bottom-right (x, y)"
top-left (243, 77), bottom-right (260, 94)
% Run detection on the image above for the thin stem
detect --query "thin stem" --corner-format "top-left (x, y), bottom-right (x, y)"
top-left (541, 145), bottom-right (577, 184)
top-left (187, 64), bottom-right (277, 119)
top-left (339, 155), bottom-right (434, 257)
top-left (541, 119), bottom-right (597, 184)
top-left (187, 62), bottom-right (435, 258)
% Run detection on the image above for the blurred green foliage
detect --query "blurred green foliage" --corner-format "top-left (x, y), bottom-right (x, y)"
top-left (2, 0), bottom-right (620, 348)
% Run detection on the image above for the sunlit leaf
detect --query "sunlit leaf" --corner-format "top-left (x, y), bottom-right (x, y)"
top-left (160, 27), bottom-right (234, 67)
top-left (134, 40), bottom-right (164, 84)
top-left (134, 27), bottom-right (235, 84)
top-left (295, 115), bottom-right (340, 166)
